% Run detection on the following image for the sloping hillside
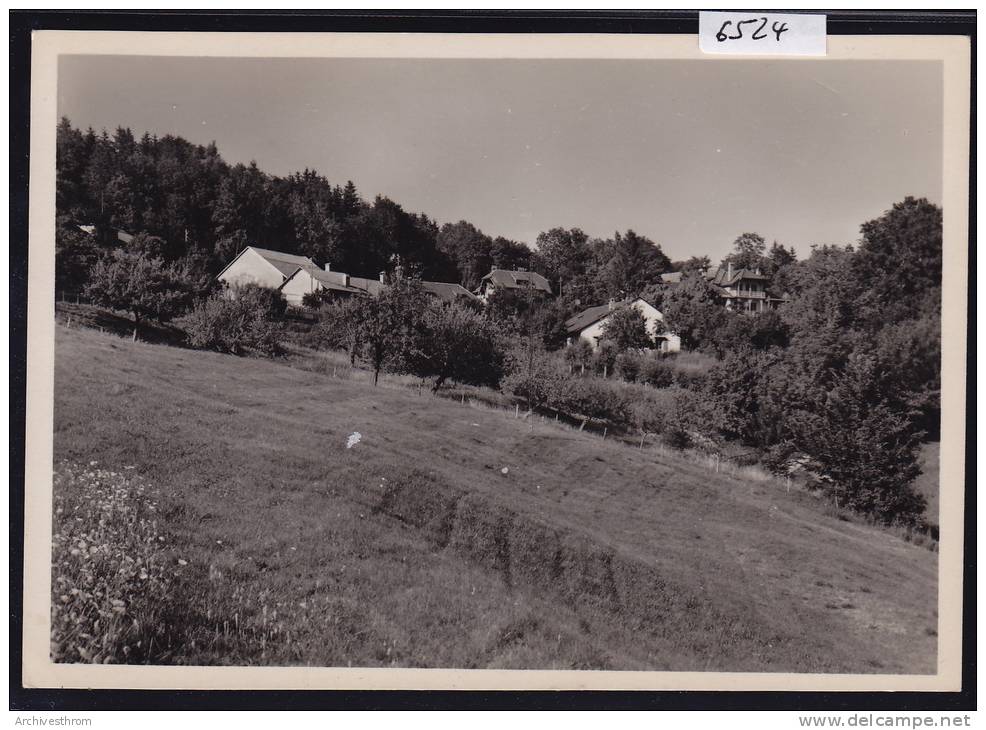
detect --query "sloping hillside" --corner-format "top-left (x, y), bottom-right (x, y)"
top-left (52, 325), bottom-right (939, 672)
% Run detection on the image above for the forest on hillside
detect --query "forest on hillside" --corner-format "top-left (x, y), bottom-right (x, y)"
top-left (56, 118), bottom-right (681, 300)
top-left (54, 119), bottom-right (944, 527)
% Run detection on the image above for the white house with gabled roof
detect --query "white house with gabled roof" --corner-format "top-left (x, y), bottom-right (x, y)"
top-left (217, 246), bottom-right (317, 291)
top-left (564, 297), bottom-right (681, 353)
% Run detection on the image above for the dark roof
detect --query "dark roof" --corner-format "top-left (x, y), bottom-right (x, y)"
top-left (564, 302), bottom-right (615, 334)
top-left (706, 266), bottom-right (769, 286)
top-left (347, 276), bottom-right (386, 297)
top-left (284, 266), bottom-right (364, 294)
top-left (421, 281), bottom-right (479, 303)
top-left (564, 298), bottom-right (662, 335)
top-left (248, 247), bottom-right (317, 278)
top-left (478, 269), bottom-right (553, 295)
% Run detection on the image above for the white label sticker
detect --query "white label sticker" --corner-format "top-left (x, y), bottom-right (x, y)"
top-left (699, 12), bottom-right (826, 56)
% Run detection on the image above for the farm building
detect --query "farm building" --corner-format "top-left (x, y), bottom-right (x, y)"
top-left (279, 264), bottom-right (366, 305)
top-left (475, 268), bottom-right (553, 302)
top-left (565, 298), bottom-right (681, 353)
top-left (217, 247), bottom-right (502, 308)
top-left (278, 261), bottom-right (478, 306)
top-left (217, 246), bottom-right (317, 290)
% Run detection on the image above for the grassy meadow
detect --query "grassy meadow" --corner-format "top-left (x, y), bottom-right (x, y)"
top-left (51, 321), bottom-right (939, 672)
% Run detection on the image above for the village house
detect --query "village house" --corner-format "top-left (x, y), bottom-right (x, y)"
top-left (217, 246), bottom-right (317, 291)
top-left (564, 298), bottom-right (681, 353)
top-left (475, 268), bottom-right (553, 302)
top-left (706, 262), bottom-right (787, 313)
top-left (278, 263), bottom-right (366, 304)
top-left (660, 262), bottom-right (788, 313)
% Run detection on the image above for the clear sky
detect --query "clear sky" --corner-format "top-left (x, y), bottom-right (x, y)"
top-left (58, 56), bottom-right (942, 263)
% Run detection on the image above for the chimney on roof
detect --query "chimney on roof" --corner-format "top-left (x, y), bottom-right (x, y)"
top-left (727, 261), bottom-right (733, 279)
top-left (342, 273), bottom-right (350, 287)
top-left (324, 262), bottom-right (331, 272)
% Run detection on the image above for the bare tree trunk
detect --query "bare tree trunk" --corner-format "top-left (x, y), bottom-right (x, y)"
top-left (132, 313), bottom-right (140, 342)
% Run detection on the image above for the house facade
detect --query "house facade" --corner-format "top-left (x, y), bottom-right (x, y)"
top-left (565, 298), bottom-right (681, 353)
top-left (661, 263), bottom-right (788, 313)
top-left (217, 246), bottom-right (317, 291)
top-left (279, 264), bottom-right (365, 305)
top-left (475, 268), bottom-right (553, 302)
top-left (706, 263), bottom-right (786, 313)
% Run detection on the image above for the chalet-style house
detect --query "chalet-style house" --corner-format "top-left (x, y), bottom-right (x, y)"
top-left (475, 268), bottom-right (553, 302)
top-left (565, 298), bottom-right (681, 353)
top-left (660, 263), bottom-right (787, 313)
top-left (706, 263), bottom-right (787, 313)
top-left (217, 246), bottom-right (317, 291)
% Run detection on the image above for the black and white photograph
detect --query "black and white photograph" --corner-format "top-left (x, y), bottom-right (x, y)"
top-left (17, 26), bottom-right (971, 694)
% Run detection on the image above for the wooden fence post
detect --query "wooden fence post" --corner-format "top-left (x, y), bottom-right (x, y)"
top-left (602, 427), bottom-right (607, 440)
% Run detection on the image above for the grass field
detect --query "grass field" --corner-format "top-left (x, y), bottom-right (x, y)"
top-left (52, 323), bottom-right (939, 672)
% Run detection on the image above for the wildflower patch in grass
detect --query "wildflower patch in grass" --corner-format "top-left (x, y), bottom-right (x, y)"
top-left (50, 461), bottom-right (178, 663)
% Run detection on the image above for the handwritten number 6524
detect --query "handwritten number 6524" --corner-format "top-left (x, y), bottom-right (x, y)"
top-left (715, 19), bottom-right (790, 43)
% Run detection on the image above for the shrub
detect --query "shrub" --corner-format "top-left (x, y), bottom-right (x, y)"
top-left (626, 386), bottom-right (714, 449)
top-left (234, 282), bottom-right (287, 320)
top-left (315, 296), bottom-right (365, 364)
top-left (502, 342), bottom-right (568, 411)
top-left (551, 376), bottom-right (631, 425)
top-left (638, 354), bottom-right (674, 388)
top-left (614, 351), bottom-right (642, 383)
top-left (181, 285), bottom-right (284, 356)
top-left (672, 367), bottom-right (707, 390)
top-left (592, 340), bottom-right (619, 378)
top-left (563, 338), bottom-right (593, 375)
